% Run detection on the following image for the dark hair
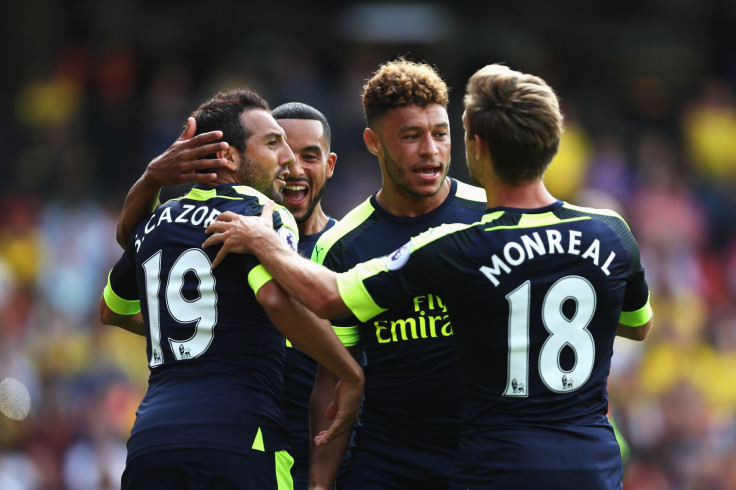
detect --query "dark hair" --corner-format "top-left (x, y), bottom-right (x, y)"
top-left (464, 64), bottom-right (563, 185)
top-left (362, 57), bottom-right (449, 126)
top-left (190, 88), bottom-right (270, 154)
top-left (272, 102), bottom-right (331, 148)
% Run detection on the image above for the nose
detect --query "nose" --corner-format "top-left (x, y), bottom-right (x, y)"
top-left (281, 144), bottom-right (296, 168)
top-left (288, 153), bottom-right (305, 178)
top-left (419, 132), bottom-right (439, 157)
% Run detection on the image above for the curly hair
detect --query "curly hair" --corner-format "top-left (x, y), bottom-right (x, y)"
top-left (463, 64), bottom-right (563, 185)
top-left (362, 58), bottom-right (449, 126)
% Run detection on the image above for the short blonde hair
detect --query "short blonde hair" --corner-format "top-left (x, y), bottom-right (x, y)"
top-left (464, 64), bottom-right (563, 184)
top-left (362, 58), bottom-right (449, 126)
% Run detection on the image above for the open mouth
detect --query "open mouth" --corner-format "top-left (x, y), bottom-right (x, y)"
top-left (415, 166), bottom-right (441, 179)
top-left (283, 184), bottom-right (308, 205)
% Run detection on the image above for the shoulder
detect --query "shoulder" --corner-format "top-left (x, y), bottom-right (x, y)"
top-left (411, 220), bottom-right (483, 252)
top-left (452, 179), bottom-right (488, 210)
top-left (559, 202), bottom-right (632, 233)
top-left (228, 185), bottom-right (297, 230)
top-left (559, 202), bottom-right (642, 266)
top-left (229, 185), bottom-right (298, 251)
top-left (453, 179), bottom-right (487, 204)
top-left (313, 197), bottom-right (375, 263)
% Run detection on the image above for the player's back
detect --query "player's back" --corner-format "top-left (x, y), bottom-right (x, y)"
top-left (340, 200), bottom-right (648, 489)
top-left (395, 201), bottom-right (643, 488)
top-left (127, 184), bottom-right (295, 462)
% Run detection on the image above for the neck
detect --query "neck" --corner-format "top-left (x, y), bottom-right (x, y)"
top-left (375, 178), bottom-right (452, 218)
top-left (203, 172), bottom-right (238, 187)
top-left (298, 207), bottom-right (330, 237)
top-left (484, 178), bottom-right (556, 209)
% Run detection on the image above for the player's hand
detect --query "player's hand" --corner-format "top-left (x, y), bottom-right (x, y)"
top-left (313, 377), bottom-right (363, 447)
top-left (143, 117), bottom-right (232, 186)
top-left (203, 201), bottom-right (276, 268)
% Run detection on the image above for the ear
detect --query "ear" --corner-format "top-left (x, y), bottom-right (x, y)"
top-left (474, 134), bottom-right (488, 159)
top-left (218, 145), bottom-right (239, 172)
top-left (325, 152), bottom-right (337, 179)
top-left (363, 128), bottom-right (380, 156)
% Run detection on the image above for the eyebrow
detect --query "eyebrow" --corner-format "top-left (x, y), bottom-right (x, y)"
top-left (399, 122), bottom-right (450, 132)
top-left (263, 131), bottom-right (285, 141)
top-left (298, 144), bottom-right (324, 154)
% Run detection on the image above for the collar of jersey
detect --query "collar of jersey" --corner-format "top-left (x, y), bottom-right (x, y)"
top-left (186, 183), bottom-right (250, 201)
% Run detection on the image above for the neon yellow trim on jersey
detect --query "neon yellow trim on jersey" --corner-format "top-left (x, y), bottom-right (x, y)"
top-left (562, 202), bottom-right (623, 219)
top-left (251, 427), bottom-right (265, 451)
top-left (517, 211), bottom-right (587, 228)
top-left (410, 221), bottom-right (479, 250)
top-left (563, 202), bottom-right (633, 231)
top-left (337, 259), bottom-right (388, 323)
top-left (184, 187), bottom-right (231, 201)
top-left (619, 294), bottom-right (653, 327)
top-left (335, 221), bottom-right (479, 323)
top-left (312, 181), bottom-right (483, 265)
top-left (609, 415), bottom-right (630, 464)
top-left (275, 206), bottom-right (298, 240)
top-left (311, 197), bottom-right (374, 264)
top-left (180, 185), bottom-right (299, 243)
top-left (169, 186), bottom-right (255, 202)
top-left (333, 325), bottom-right (360, 347)
top-left (230, 185), bottom-right (300, 241)
top-left (103, 271), bottom-right (141, 315)
top-left (454, 180), bottom-right (487, 202)
top-left (231, 185), bottom-right (265, 198)
top-left (275, 450), bottom-right (294, 489)
top-left (248, 265), bottom-right (273, 294)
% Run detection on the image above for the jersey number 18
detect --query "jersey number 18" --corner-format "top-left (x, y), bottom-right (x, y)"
top-left (503, 276), bottom-right (596, 397)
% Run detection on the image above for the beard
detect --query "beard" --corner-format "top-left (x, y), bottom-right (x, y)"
top-left (382, 143), bottom-right (449, 198)
top-left (237, 152), bottom-right (284, 204)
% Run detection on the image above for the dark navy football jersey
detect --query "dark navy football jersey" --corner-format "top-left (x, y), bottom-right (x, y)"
top-left (338, 200), bottom-right (652, 489)
top-left (312, 179), bottom-right (487, 481)
top-left (282, 217), bottom-right (336, 473)
top-left (109, 183), bottom-right (299, 462)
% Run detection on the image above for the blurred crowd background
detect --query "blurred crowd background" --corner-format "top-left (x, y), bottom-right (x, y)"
top-left (1, 0), bottom-right (736, 488)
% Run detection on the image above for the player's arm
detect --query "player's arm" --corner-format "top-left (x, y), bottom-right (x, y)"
top-left (616, 318), bottom-right (652, 341)
top-left (99, 251), bottom-right (145, 336)
top-left (204, 202), bottom-right (351, 320)
top-left (116, 117), bottom-right (231, 248)
top-left (99, 299), bottom-right (144, 336)
top-left (256, 279), bottom-right (363, 445)
top-left (616, 284), bottom-right (653, 341)
top-left (309, 349), bottom-right (359, 488)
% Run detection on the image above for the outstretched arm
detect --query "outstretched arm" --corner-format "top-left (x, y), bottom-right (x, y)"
top-left (203, 202), bottom-right (351, 319)
top-left (116, 117), bottom-right (231, 248)
top-left (257, 280), bottom-right (363, 445)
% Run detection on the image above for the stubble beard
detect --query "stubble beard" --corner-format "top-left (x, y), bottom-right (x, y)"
top-left (238, 152), bottom-right (284, 204)
top-left (382, 144), bottom-right (449, 198)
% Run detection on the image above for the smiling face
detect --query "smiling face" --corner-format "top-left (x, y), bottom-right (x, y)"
top-left (366, 103), bottom-right (451, 200)
top-left (236, 109), bottom-right (295, 203)
top-left (276, 118), bottom-right (336, 224)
